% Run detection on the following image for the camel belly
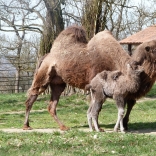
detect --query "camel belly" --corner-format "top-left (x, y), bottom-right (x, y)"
top-left (60, 66), bottom-right (90, 89)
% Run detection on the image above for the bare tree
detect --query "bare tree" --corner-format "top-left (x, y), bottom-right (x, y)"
top-left (39, 0), bottom-right (65, 55)
top-left (0, 0), bottom-right (41, 92)
top-left (81, 0), bottom-right (156, 40)
top-left (1, 0), bottom-right (156, 94)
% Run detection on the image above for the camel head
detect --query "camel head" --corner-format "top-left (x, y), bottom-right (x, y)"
top-left (132, 40), bottom-right (156, 64)
top-left (144, 40), bottom-right (156, 61)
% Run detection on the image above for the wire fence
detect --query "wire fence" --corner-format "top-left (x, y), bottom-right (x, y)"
top-left (0, 60), bottom-right (35, 93)
top-left (0, 57), bottom-right (85, 95)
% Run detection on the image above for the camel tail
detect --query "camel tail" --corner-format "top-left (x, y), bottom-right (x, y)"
top-left (26, 53), bottom-right (50, 98)
top-left (26, 88), bottom-right (32, 98)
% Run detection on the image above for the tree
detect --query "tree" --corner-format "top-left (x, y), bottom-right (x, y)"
top-left (1, 0), bottom-right (156, 94)
top-left (39, 0), bottom-right (65, 55)
top-left (0, 0), bottom-right (41, 92)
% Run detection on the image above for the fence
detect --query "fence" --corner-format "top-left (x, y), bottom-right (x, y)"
top-left (0, 57), bottom-right (85, 95)
top-left (0, 60), bottom-right (35, 93)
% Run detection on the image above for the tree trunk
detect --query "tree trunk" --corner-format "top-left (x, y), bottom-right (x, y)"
top-left (15, 69), bottom-right (20, 93)
top-left (40, 0), bottom-right (64, 56)
top-left (82, 0), bottom-right (103, 39)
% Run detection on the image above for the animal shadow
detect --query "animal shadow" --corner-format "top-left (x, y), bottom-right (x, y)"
top-left (72, 121), bottom-right (156, 134)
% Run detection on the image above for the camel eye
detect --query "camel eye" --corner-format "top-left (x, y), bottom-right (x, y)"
top-left (91, 89), bottom-right (96, 93)
top-left (145, 46), bottom-right (150, 52)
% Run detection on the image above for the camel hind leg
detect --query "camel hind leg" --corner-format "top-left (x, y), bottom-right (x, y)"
top-left (23, 66), bottom-right (52, 130)
top-left (87, 99), bottom-right (105, 132)
top-left (23, 85), bottom-right (49, 130)
top-left (23, 94), bottom-right (38, 130)
top-left (48, 83), bottom-right (68, 130)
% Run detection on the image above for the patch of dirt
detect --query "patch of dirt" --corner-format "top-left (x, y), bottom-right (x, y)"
top-left (129, 129), bottom-right (156, 135)
top-left (0, 128), bottom-right (64, 133)
top-left (0, 109), bottom-right (47, 115)
top-left (1, 128), bottom-right (156, 135)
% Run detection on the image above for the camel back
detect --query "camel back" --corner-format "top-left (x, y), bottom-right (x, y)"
top-left (87, 30), bottom-right (132, 73)
top-left (49, 25), bottom-right (88, 60)
top-left (53, 25), bottom-right (88, 45)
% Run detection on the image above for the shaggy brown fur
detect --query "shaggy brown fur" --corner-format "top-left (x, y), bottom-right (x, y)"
top-left (23, 25), bottom-right (156, 131)
top-left (86, 64), bottom-right (143, 132)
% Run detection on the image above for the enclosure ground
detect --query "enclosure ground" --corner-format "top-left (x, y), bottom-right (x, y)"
top-left (1, 127), bottom-right (156, 135)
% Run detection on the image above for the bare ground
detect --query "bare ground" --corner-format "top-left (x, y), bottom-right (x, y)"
top-left (1, 128), bottom-right (156, 135)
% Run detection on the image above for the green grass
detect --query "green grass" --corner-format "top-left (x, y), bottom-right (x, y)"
top-left (0, 84), bottom-right (156, 155)
top-left (0, 130), bottom-right (156, 156)
top-left (0, 93), bottom-right (49, 113)
top-left (146, 83), bottom-right (156, 97)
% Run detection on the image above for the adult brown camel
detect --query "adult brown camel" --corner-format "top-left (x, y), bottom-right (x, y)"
top-left (24, 25), bottom-right (156, 131)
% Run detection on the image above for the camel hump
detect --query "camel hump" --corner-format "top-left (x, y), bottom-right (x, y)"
top-left (63, 25), bottom-right (88, 43)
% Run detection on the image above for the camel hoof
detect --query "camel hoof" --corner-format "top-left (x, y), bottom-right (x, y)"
top-left (123, 119), bottom-right (128, 130)
top-left (99, 128), bottom-right (105, 132)
top-left (120, 129), bottom-right (126, 133)
top-left (92, 126), bottom-right (105, 132)
top-left (113, 128), bottom-right (118, 132)
top-left (124, 126), bottom-right (128, 131)
top-left (23, 125), bottom-right (33, 130)
top-left (60, 125), bottom-right (69, 131)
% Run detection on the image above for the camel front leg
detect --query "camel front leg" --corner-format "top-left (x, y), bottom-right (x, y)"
top-left (48, 83), bottom-right (68, 130)
top-left (123, 99), bottom-right (136, 130)
top-left (114, 107), bottom-right (125, 133)
top-left (113, 96), bottom-right (125, 133)
top-left (23, 94), bottom-right (38, 130)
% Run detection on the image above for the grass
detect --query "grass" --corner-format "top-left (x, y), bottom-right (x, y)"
top-left (0, 130), bottom-right (156, 156)
top-left (146, 83), bottom-right (156, 97)
top-left (0, 84), bottom-right (156, 155)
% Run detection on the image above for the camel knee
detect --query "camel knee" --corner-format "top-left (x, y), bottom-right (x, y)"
top-left (48, 104), bottom-right (56, 117)
top-left (25, 95), bottom-right (38, 110)
top-left (88, 108), bottom-right (99, 120)
top-left (118, 108), bottom-right (124, 116)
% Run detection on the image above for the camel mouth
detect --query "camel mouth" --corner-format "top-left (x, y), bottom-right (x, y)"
top-left (127, 63), bottom-right (144, 73)
top-left (134, 65), bottom-right (144, 73)
top-left (128, 61), bottom-right (140, 70)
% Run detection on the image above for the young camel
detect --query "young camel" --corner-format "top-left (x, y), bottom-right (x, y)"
top-left (85, 64), bottom-right (144, 132)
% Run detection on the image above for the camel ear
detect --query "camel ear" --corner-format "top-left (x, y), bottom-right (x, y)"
top-left (145, 46), bottom-right (150, 52)
top-left (85, 84), bottom-right (91, 91)
top-left (111, 71), bottom-right (122, 80)
top-left (100, 71), bottom-right (107, 79)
